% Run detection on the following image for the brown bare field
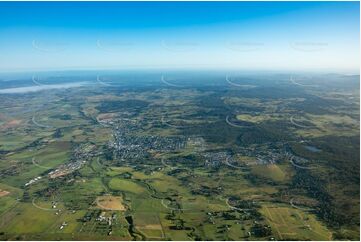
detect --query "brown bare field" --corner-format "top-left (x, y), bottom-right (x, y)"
top-left (96, 113), bottom-right (118, 122)
top-left (96, 195), bottom-right (126, 211)
top-left (50, 170), bottom-right (71, 179)
top-left (0, 119), bottom-right (22, 130)
top-left (0, 189), bottom-right (10, 197)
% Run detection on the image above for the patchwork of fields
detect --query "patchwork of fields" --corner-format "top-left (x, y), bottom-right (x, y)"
top-left (0, 72), bottom-right (359, 240)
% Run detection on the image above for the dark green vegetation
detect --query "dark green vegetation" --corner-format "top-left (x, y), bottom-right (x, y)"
top-left (0, 71), bottom-right (359, 240)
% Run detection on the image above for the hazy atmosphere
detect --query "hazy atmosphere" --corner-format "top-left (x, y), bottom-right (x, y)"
top-left (0, 1), bottom-right (359, 241)
top-left (0, 1), bottom-right (359, 72)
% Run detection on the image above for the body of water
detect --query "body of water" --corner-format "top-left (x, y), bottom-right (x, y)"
top-left (0, 82), bottom-right (88, 94)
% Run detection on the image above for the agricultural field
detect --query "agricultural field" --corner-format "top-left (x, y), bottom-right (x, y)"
top-left (0, 71), bottom-right (359, 240)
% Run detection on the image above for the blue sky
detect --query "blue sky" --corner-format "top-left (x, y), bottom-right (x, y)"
top-left (0, 1), bottom-right (359, 73)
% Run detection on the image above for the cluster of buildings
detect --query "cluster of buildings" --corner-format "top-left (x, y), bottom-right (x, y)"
top-left (110, 120), bottom-right (186, 160)
top-left (48, 160), bottom-right (86, 178)
top-left (24, 176), bottom-right (42, 187)
top-left (59, 221), bottom-right (68, 230)
top-left (23, 144), bottom-right (99, 187)
top-left (49, 143), bottom-right (98, 179)
top-left (202, 143), bottom-right (288, 168)
top-left (96, 212), bottom-right (118, 236)
top-left (203, 152), bottom-right (229, 167)
top-left (103, 115), bottom-right (298, 172)
top-left (96, 211), bottom-right (116, 225)
top-left (186, 137), bottom-right (206, 152)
